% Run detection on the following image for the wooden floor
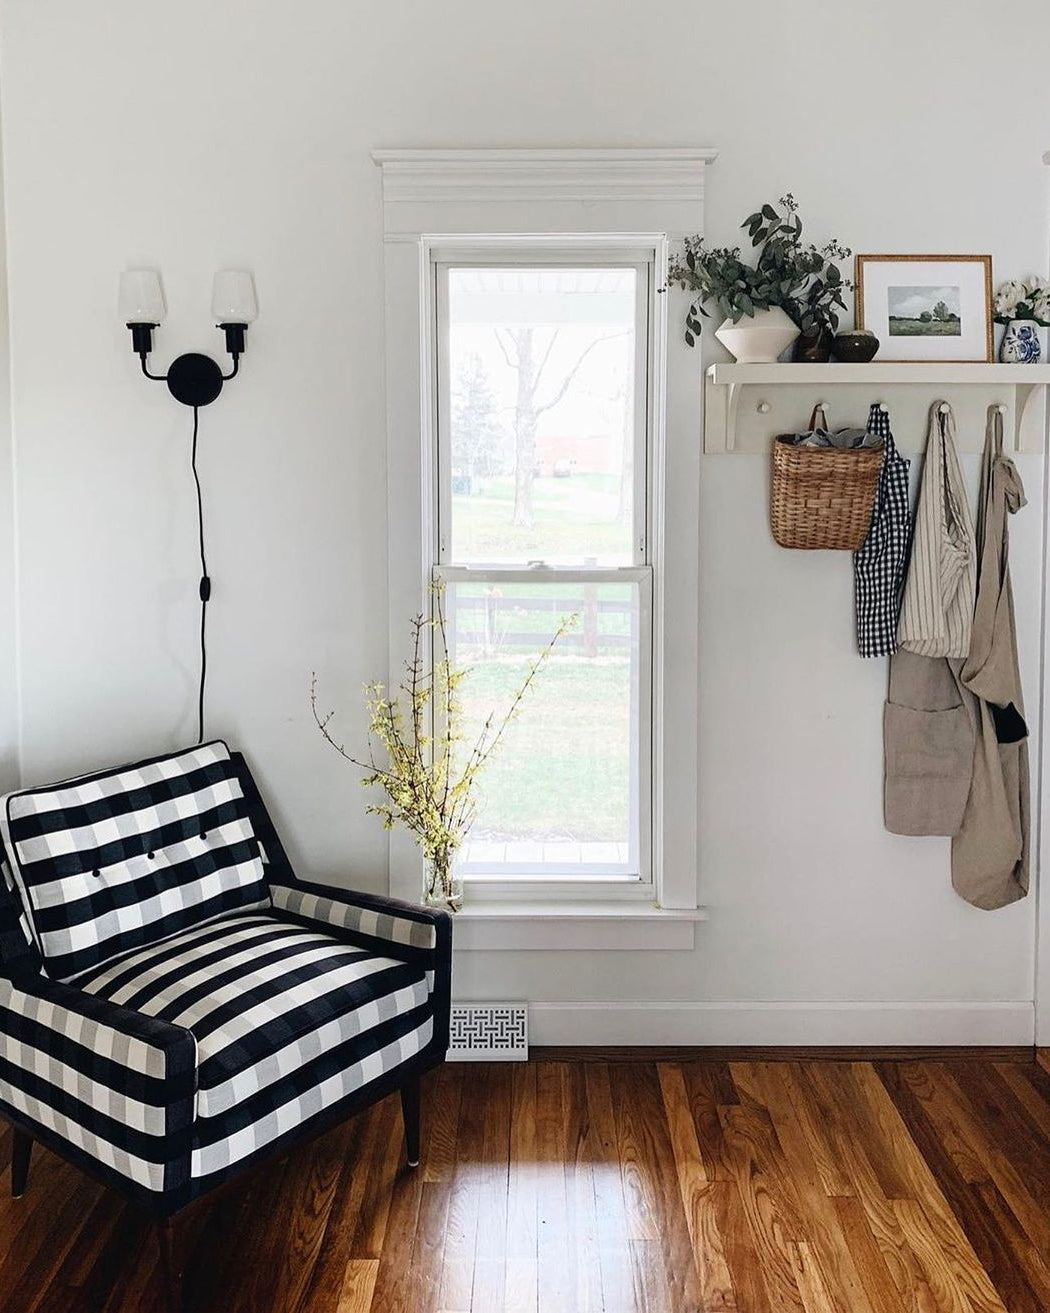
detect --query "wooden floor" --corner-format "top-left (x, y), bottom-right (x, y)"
top-left (3, 1051), bottom-right (1050, 1312)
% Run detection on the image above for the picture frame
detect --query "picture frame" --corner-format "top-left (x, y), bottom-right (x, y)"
top-left (855, 254), bottom-right (993, 362)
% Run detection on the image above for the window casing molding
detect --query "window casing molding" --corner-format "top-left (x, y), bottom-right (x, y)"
top-left (373, 148), bottom-right (715, 948)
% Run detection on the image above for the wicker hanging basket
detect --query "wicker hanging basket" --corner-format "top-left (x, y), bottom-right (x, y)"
top-left (770, 404), bottom-right (883, 551)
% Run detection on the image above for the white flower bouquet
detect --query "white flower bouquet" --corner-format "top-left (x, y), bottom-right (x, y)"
top-left (994, 277), bottom-right (1050, 327)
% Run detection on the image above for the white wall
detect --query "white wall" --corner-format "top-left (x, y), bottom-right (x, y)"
top-left (1, 1), bottom-right (1048, 1041)
top-left (0, 106), bottom-right (16, 797)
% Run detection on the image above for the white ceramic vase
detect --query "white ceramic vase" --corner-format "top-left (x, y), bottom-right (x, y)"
top-left (714, 305), bottom-right (800, 363)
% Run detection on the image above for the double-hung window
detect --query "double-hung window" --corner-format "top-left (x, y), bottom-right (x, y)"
top-left (430, 245), bottom-right (656, 893)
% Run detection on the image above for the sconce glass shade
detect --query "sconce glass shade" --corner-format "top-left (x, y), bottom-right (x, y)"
top-left (211, 271), bottom-right (258, 324)
top-left (119, 270), bottom-right (166, 324)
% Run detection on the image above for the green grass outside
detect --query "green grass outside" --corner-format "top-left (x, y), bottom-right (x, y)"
top-left (454, 657), bottom-right (630, 841)
top-left (452, 472), bottom-right (632, 563)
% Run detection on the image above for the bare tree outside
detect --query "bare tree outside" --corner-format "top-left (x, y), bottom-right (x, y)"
top-left (493, 327), bottom-right (624, 528)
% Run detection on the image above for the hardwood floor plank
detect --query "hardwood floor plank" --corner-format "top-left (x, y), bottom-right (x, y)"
top-left (0, 1168), bottom-right (107, 1313)
top-left (853, 1065), bottom-right (1005, 1313)
top-left (410, 1181), bottom-right (454, 1313)
top-left (790, 1240), bottom-right (841, 1313)
top-left (832, 1196), bottom-right (911, 1313)
top-left (658, 1063), bottom-right (736, 1310)
top-left (891, 1196), bottom-right (973, 1313)
top-left (241, 1121), bottom-right (354, 1313)
top-left (928, 1063), bottom-right (1050, 1258)
top-left (804, 1063), bottom-right (931, 1310)
top-left (352, 1096), bottom-right (405, 1262)
top-left (12, 1053), bottom-right (1050, 1313)
top-left (535, 1062), bottom-right (574, 1313)
top-left (504, 1064), bottom-right (539, 1313)
top-left (370, 1152), bottom-right (428, 1312)
top-left (439, 1066), bottom-right (489, 1313)
top-left (751, 1063), bottom-right (873, 1313)
top-left (681, 1060), bottom-right (740, 1182)
top-left (564, 1063), bottom-right (603, 1312)
top-left (424, 1066), bottom-right (465, 1185)
top-left (336, 1258), bottom-right (379, 1313)
top-left (299, 1099), bottom-right (380, 1313)
top-left (710, 1178), bottom-right (773, 1313)
top-left (896, 1064), bottom-right (987, 1185)
top-left (626, 1238), bottom-right (673, 1313)
top-left (609, 1061), bottom-right (661, 1243)
top-left (616, 1063), bottom-right (703, 1311)
top-left (585, 1062), bottom-right (637, 1313)
top-left (876, 1061), bottom-right (1049, 1313)
top-left (719, 1077), bottom-right (806, 1312)
top-left (469, 1065), bottom-right (511, 1313)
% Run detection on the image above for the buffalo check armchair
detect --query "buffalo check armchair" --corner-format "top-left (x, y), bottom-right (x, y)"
top-left (0, 740), bottom-right (451, 1309)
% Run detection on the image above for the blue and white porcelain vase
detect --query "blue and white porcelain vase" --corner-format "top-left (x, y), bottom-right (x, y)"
top-left (999, 319), bottom-right (1042, 364)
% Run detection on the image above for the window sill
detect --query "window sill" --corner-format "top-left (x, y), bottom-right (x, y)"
top-left (450, 901), bottom-right (707, 951)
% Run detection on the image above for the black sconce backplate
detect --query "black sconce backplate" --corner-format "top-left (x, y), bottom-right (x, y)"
top-left (166, 352), bottom-right (225, 408)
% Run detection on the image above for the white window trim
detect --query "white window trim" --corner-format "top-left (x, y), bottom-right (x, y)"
top-left (373, 148), bottom-right (715, 949)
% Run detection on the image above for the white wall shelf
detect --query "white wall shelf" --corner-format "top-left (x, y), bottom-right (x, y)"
top-left (704, 362), bottom-right (1050, 454)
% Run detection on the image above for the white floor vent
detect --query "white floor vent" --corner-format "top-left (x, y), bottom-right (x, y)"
top-left (448, 1002), bottom-right (529, 1061)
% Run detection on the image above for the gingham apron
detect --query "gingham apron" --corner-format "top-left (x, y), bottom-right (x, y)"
top-left (853, 404), bottom-right (911, 658)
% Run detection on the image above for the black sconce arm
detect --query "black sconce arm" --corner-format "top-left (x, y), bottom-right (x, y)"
top-left (126, 321), bottom-right (247, 407)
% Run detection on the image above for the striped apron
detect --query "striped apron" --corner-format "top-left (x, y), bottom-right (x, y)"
top-left (896, 402), bottom-right (975, 658)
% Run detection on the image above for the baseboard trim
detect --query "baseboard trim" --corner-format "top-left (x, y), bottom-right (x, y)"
top-left (528, 1000), bottom-right (1035, 1047)
top-left (529, 1045), bottom-right (1033, 1063)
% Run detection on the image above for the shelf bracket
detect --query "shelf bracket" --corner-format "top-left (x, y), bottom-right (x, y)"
top-left (1015, 381), bottom-right (1039, 452)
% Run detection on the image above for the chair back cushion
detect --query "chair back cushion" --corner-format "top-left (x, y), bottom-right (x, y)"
top-left (0, 741), bottom-right (271, 981)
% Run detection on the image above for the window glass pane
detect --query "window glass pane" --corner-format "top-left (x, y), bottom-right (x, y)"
top-left (446, 267), bottom-right (639, 566)
top-left (444, 579), bottom-right (642, 876)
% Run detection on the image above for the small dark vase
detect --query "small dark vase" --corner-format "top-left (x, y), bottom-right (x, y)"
top-left (831, 331), bottom-right (880, 363)
top-left (793, 328), bottom-right (833, 363)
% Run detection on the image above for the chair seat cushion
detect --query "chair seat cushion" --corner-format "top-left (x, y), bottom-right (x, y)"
top-left (74, 910), bottom-right (433, 1187)
top-left (0, 741), bottom-right (271, 982)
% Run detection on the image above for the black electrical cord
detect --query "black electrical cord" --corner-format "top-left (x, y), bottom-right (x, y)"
top-left (189, 405), bottom-right (210, 744)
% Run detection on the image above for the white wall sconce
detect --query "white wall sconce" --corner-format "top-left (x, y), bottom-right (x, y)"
top-left (119, 268), bottom-right (258, 408)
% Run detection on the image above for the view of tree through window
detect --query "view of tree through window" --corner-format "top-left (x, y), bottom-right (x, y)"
top-left (447, 267), bottom-right (638, 565)
top-left (439, 263), bottom-right (648, 879)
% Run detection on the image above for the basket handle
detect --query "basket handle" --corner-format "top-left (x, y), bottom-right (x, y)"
top-left (808, 402), bottom-right (830, 433)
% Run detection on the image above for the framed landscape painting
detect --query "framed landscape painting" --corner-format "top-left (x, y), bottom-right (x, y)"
top-left (855, 254), bottom-right (993, 362)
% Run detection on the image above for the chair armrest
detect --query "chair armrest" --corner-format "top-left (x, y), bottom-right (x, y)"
top-left (269, 876), bottom-right (449, 957)
top-left (0, 971), bottom-right (197, 1202)
top-left (269, 878), bottom-right (452, 1052)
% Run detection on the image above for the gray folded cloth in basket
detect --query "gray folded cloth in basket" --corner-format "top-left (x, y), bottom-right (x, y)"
top-left (790, 426), bottom-right (882, 449)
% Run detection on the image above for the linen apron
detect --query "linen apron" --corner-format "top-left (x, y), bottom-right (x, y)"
top-left (951, 407), bottom-right (1029, 910)
top-left (883, 401), bottom-right (975, 836)
top-left (897, 402), bottom-right (975, 659)
top-left (853, 403), bottom-right (911, 657)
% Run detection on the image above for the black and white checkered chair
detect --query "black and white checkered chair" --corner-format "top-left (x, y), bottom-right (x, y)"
top-left (0, 740), bottom-right (451, 1308)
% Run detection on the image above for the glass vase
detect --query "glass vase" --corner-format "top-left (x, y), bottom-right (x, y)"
top-left (424, 855), bottom-right (462, 912)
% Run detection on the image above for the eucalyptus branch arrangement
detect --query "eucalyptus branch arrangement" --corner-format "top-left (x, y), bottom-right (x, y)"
top-left (667, 193), bottom-right (853, 346)
top-left (311, 585), bottom-right (572, 910)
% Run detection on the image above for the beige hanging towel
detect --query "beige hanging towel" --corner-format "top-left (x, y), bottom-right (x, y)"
top-left (951, 407), bottom-right (1029, 910)
top-left (897, 402), bottom-right (975, 658)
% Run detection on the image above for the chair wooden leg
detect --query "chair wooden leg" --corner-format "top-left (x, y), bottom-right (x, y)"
top-left (11, 1128), bottom-right (31, 1199)
top-left (400, 1074), bottom-right (421, 1168)
top-left (156, 1218), bottom-right (182, 1313)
